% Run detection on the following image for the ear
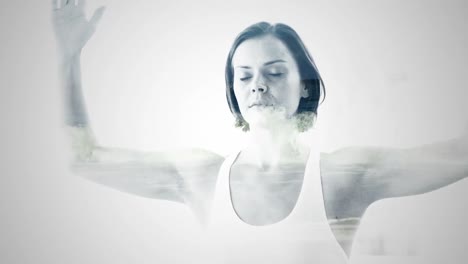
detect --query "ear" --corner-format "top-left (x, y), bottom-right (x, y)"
top-left (300, 82), bottom-right (309, 98)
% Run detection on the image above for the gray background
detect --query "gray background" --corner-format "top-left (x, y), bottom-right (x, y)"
top-left (1, 0), bottom-right (468, 263)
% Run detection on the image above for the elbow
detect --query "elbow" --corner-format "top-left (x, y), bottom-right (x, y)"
top-left (66, 126), bottom-right (98, 163)
top-left (71, 142), bottom-right (97, 164)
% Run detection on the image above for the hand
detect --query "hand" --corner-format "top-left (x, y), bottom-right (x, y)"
top-left (52, 0), bottom-right (105, 59)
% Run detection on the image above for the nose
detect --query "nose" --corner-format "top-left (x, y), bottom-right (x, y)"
top-left (251, 85), bottom-right (267, 93)
top-left (251, 77), bottom-right (268, 94)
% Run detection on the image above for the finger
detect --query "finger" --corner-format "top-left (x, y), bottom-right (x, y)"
top-left (89, 6), bottom-right (106, 27)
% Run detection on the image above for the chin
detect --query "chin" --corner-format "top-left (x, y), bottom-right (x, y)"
top-left (244, 107), bottom-right (293, 129)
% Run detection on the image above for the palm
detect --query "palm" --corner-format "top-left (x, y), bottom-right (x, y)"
top-left (52, 0), bottom-right (105, 58)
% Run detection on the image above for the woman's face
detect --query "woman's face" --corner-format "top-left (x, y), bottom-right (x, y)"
top-left (232, 35), bottom-right (308, 127)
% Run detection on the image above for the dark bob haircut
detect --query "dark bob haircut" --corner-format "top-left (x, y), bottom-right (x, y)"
top-left (225, 22), bottom-right (325, 132)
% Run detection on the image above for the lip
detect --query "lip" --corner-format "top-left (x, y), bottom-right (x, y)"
top-left (249, 102), bottom-right (274, 108)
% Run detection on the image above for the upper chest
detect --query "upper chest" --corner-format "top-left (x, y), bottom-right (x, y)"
top-left (227, 157), bottom-right (369, 224)
top-left (229, 163), bottom-right (305, 225)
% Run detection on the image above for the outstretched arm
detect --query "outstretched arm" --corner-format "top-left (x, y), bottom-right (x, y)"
top-left (331, 129), bottom-right (468, 204)
top-left (52, 1), bottom-right (223, 213)
top-left (321, 131), bottom-right (467, 224)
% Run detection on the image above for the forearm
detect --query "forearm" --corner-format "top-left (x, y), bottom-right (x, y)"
top-left (59, 52), bottom-right (97, 161)
top-left (61, 53), bottom-right (89, 127)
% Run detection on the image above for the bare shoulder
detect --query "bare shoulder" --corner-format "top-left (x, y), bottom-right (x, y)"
top-left (320, 146), bottom-right (390, 180)
top-left (319, 147), bottom-right (378, 186)
top-left (169, 148), bottom-right (225, 191)
top-left (320, 146), bottom-right (387, 165)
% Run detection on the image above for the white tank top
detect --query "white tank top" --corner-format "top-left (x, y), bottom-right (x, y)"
top-left (204, 140), bottom-right (349, 264)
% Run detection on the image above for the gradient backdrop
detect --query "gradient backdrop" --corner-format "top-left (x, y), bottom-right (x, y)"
top-left (1, 0), bottom-right (468, 263)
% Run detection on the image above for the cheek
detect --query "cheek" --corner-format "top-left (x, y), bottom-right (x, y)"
top-left (280, 80), bottom-right (303, 113)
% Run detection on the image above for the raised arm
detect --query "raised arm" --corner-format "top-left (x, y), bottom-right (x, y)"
top-left (51, 1), bottom-right (223, 217)
top-left (52, 0), bottom-right (104, 141)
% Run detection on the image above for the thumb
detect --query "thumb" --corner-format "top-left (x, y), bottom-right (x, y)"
top-left (89, 6), bottom-right (106, 27)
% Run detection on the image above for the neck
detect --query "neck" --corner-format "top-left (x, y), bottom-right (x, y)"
top-left (243, 120), bottom-right (309, 170)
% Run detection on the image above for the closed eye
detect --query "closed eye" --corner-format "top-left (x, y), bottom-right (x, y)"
top-left (269, 73), bottom-right (283, 77)
top-left (240, 76), bottom-right (252, 81)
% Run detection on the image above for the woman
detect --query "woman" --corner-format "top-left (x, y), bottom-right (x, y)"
top-left (52, 0), bottom-right (468, 262)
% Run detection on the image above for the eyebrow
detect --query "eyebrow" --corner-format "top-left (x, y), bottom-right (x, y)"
top-left (235, 59), bottom-right (287, 69)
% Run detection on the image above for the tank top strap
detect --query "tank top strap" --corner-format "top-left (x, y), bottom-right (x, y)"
top-left (207, 150), bottom-right (241, 226)
top-left (289, 147), bottom-right (328, 223)
top-left (287, 133), bottom-right (329, 224)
